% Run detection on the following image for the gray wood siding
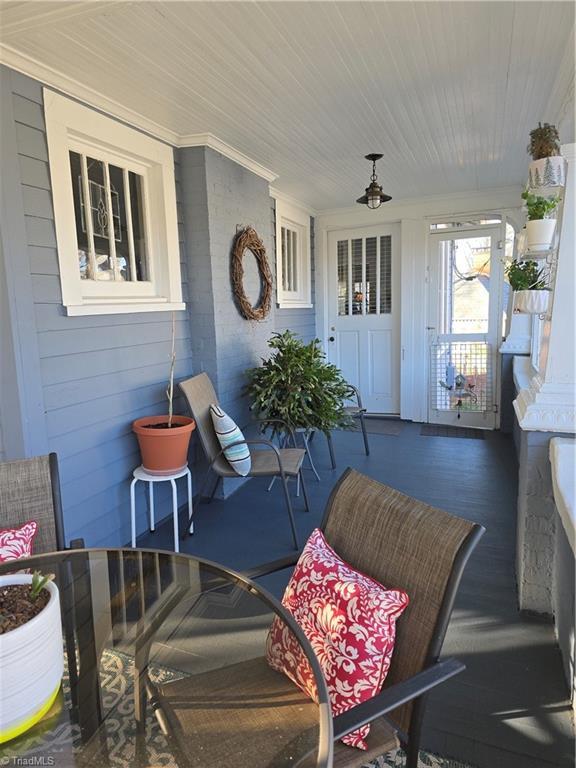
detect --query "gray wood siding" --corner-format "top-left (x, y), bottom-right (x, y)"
top-left (10, 71), bottom-right (193, 546)
top-left (271, 198), bottom-right (317, 342)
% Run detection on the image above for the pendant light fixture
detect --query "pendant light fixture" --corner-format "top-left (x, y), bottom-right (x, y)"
top-left (356, 153), bottom-right (392, 209)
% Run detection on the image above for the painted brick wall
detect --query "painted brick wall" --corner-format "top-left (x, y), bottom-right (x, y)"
top-left (515, 419), bottom-right (576, 613)
top-left (271, 198), bottom-right (317, 342)
top-left (5, 68), bottom-right (193, 546)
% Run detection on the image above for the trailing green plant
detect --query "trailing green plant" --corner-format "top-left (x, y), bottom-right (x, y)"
top-left (527, 123), bottom-right (560, 160)
top-left (245, 330), bottom-right (354, 433)
top-left (30, 571), bottom-right (55, 600)
top-left (505, 260), bottom-right (548, 291)
top-left (521, 191), bottom-right (560, 221)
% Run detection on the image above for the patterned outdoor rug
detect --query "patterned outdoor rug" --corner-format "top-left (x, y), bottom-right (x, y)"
top-left (420, 424), bottom-right (484, 440)
top-left (365, 751), bottom-right (477, 767)
top-left (3, 649), bottom-right (476, 768)
top-left (350, 418), bottom-right (404, 436)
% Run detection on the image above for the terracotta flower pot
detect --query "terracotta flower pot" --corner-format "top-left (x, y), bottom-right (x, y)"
top-left (132, 415), bottom-right (196, 475)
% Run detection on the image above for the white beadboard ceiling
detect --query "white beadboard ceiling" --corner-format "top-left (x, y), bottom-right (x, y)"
top-left (0, 1), bottom-right (574, 210)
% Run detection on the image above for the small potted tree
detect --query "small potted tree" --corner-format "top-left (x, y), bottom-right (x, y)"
top-left (0, 572), bottom-right (63, 743)
top-left (527, 123), bottom-right (565, 188)
top-left (505, 260), bottom-right (550, 315)
top-left (245, 330), bottom-right (354, 435)
top-left (132, 314), bottom-right (195, 475)
top-left (521, 191), bottom-right (560, 253)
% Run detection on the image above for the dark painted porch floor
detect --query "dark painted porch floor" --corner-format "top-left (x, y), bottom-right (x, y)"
top-left (137, 421), bottom-right (574, 768)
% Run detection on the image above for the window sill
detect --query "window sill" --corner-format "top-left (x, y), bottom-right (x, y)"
top-left (65, 301), bottom-right (186, 317)
top-left (277, 302), bottom-right (313, 310)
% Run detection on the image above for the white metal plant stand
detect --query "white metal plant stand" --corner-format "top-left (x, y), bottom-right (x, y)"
top-left (130, 465), bottom-right (193, 553)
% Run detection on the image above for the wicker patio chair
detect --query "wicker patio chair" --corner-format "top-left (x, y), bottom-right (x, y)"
top-left (148, 468), bottom-right (484, 768)
top-left (179, 373), bottom-right (309, 549)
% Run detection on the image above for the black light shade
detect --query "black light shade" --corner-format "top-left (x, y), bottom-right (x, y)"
top-left (356, 153), bottom-right (392, 209)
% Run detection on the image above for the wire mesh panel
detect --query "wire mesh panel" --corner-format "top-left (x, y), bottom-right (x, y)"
top-left (430, 342), bottom-right (492, 415)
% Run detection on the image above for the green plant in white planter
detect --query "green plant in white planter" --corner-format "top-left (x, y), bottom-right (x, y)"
top-left (0, 571), bottom-right (63, 743)
top-left (521, 191), bottom-right (560, 253)
top-left (505, 259), bottom-right (550, 315)
top-left (527, 123), bottom-right (565, 189)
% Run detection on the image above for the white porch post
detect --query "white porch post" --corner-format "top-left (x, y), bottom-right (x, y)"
top-left (514, 143), bottom-right (576, 433)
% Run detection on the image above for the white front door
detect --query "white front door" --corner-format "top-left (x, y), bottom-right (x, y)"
top-left (327, 225), bottom-right (400, 414)
top-left (427, 227), bottom-right (503, 428)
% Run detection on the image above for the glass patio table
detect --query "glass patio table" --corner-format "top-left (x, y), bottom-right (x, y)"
top-left (0, 548), bottom-right (333, 768)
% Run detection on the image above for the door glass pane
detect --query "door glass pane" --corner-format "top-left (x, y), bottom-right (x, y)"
top-left (365, 237), bottom-right (377, 314)
top-left (337, 240), bottom-right (349, 316)
top-left (351, 238), bottom-right (363, 314)
top-left (128, 172), bottom-right (148, 281)
top-left (439, 236), bottom-right (490, 334)
top-left (380, 235), bottom-right (392, 314)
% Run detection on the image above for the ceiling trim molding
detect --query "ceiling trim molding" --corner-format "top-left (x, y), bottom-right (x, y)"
top-left (0, 45), bottom-right (278, 183)
top-left (178, 134), bottom-right (277, 183)
top-left (0, 44), bottom-right (179, 145)
top-left (270, 187), bottom-right (317, 217)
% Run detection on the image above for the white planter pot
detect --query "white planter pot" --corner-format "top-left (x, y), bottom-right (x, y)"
top-left (528, 156), bottom-right (565, 188)
top-left (526, 219), bottom-right (556, 252)
top-left (514, 290), bottom-right (550, 315)
top-left (0, 575), bottom-right (63, 743)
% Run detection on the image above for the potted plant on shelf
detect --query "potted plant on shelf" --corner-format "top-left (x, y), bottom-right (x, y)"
top-left (0, 572), bottom-right (63, 743)
top-left (521, 190), bottom-right (560, 253)
top-left (132, 314), bottom-right (195, 475)
top-left (245, 330), bottom-right (354, 436)
top-left (505, 260), bottom-right (550, 315)
top-left (527, 122), bottom-right (565, 188)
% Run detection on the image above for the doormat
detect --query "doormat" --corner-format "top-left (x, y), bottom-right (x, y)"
top-left (420, 424), bottom-right (484, 440)
top-left (350, 418), bottom-right (404, 436)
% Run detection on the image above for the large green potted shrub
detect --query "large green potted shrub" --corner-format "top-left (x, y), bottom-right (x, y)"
top-left (505, 260), bottom-right (550, 315)
top-left (245, 331), bottom-right (354, 434)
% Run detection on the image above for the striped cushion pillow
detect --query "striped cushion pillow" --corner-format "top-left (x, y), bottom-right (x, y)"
top-left (210, 405), bottom-right (251, 476)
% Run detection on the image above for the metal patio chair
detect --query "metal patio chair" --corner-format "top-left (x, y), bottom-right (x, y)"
top-left (147, 468), bottom-right (484, 768)
top-left (0, 452), bottom-right (67, 553)
top-left (312, 384), bottom-right (370, 471)
top-left (179, 373), bottom-right (309, 549)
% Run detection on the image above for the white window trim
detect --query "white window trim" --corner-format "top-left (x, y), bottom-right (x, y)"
top-left (275, 198), bottom-right (312, 309)
top-left (44, 90), bottom-right (184, 316)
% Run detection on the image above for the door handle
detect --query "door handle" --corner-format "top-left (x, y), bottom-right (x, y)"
top-left (328, 336), bottom-right (335, 342)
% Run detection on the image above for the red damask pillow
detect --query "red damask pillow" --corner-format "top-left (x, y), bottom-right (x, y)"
top-left (266, 527), bottom-right (409, 750)
top-left (0, 520), bottom-right (38, 563)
